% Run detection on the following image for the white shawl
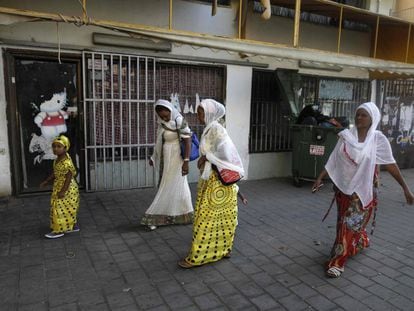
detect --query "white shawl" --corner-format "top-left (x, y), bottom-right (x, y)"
top-left (151, 99), bottom-right (191, 185)
top-left (199, 99), bottom-right (244, 180)
top-left (325, 102), bottom-right (395, 207)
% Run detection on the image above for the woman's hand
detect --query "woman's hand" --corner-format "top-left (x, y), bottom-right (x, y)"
top-left (197, 155), bottom-right (207, 170)
top-left (312, 179), bottom-right (324, 193)
top-left (404, 188), bottom-right (414, 205)
top-left (39, 181), bottom-right (48, 188)
top-left (57, 190), bottom-right (65, 199)
top-left (312, 169), bottom-right (328, 193)
top-left (182, 161), bottom-right (189, 176)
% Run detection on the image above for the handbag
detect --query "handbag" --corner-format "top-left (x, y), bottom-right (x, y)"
top-left (175, 118), bottom-right (199, 161)
top-left (213, 165), bottom-right (241, 186)
top-left (180, 132), bottom-right (200, 161)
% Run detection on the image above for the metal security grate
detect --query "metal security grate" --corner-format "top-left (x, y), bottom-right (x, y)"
top-left (249, 70), bottom-right (291, 153)
top-left (83, 52), bottom-right (156, 191)
top-left (300, 76), bottom-right (370, 126)
top-left (156, 62), bottom-right (225, 140)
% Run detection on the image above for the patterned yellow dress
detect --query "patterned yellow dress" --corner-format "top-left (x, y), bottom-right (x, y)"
top-left (185, 170), bottom-right (238, 266)
top-left (50, 154), bottom-right (79, 233)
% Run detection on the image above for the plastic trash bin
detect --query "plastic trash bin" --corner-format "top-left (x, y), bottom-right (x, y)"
top-left (290, 124), bottom-right (343, 186)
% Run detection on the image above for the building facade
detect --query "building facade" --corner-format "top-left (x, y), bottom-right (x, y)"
top-left (1, 0), bottom-right (414, 196)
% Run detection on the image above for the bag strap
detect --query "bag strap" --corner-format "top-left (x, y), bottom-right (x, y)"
top-left (322, 193), bottom-right (336, 222)
top-left (174, 118), bottom-right (181, 144)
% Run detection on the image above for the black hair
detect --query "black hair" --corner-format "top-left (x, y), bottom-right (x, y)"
top-left (155, 105), bottom-right (170, 113)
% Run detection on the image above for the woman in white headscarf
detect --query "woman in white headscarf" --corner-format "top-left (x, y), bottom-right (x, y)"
top-left (313, 102), bottom-right (414, 278)
top-left (140, 99), bottom-right (193, 230)
top-left (178, 99), bottom-right (245, 268)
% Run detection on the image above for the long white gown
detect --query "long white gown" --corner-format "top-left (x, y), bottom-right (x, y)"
top-left (141, 130), bottom-right (193, 226)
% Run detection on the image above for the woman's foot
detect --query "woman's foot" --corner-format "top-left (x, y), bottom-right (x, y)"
top-left (45, 232), bottom-right (64, 239)
top-left (326, 266), bottom-right (344, 278)
top-left (65, 224), bottom-right (80, 233)
top-left (224, 251), bottom-right (232, 258)
top-left (178, 259), bottom-right (194, 269)
top-left (148, 225), bottom-right (157, 231)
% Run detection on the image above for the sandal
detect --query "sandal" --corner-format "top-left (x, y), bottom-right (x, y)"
top-left (178, 259), bottom-right (194, 269)
top-left (224, 252), bottom-right (232, 258)
top-left (326, 266), bottom-right (344, 278)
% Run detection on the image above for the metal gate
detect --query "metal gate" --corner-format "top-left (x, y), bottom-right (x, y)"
top-left (83, 52), bottom-right (156, 191)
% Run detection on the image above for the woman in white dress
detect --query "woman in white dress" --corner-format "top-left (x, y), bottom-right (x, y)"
top-left (141, 99), bottom-right (194, 230)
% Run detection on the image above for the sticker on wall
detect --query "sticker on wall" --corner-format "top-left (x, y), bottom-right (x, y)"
top-left (183, 99), bottom-right (190, 114)
top-left (29, 90), bottom-right (69, 164)
top-left (195, 93), bottom-right (200, 112)
top-left (171, 93), bottom-right (181, 112)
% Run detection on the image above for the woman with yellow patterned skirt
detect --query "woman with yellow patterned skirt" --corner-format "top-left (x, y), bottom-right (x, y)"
top-left (179, 99), bottom-right (245, 268)
top-left (40, 135), bottom-right (80, 239)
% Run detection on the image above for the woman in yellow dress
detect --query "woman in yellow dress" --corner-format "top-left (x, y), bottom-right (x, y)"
top-left (40, 135), bottom-right (80, 239)
top-left (179, 99), bottom-right (245, 268)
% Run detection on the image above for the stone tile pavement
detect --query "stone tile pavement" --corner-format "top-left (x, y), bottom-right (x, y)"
top-left (1, 169), bottom-right (414, 310)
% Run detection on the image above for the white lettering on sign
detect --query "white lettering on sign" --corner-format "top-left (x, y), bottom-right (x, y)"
top-left (310, 145), bottom-right (325, 156)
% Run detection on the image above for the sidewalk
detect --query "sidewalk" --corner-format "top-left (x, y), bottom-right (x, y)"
top-left (1, 169), bottom-right (414, 311)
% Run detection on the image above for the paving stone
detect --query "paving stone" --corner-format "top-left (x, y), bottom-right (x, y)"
top-left (278, 294), bottom-right (310, 311)
top-left (290, 283), bottom-right (318, 299)
top-left (49, 302), bottom-right (78, 311)
top-left (221, 294), bottom-right (253, 310)
top-left (77, 290), bottom-right (106, 306)
top-left (388, 294), bottom-right (414, 311)
top-left (209, 280), bottom-right (239, 298)
top-left (250, 293), bottom-right (280, 310)
top-left (362, 295), bottom-right (398, 311)
top-left (163, 292), bottom-right (194, 310)
top-left (47, 290), bottom-right (78, 308)
top-left (371, 274), bottom-right (400, 289)
top-left (135, 291), bottom-right (164, 309)
top-left (306, 294), bottom-right (338, 311)
top-left (194, 292), bottom-right (223, 309)
top-left (18, 302), bottom-right (48, 311)
top-left (343, 270), bottom-right (373, 286)
top-left (275, 273), bottom-right (302, 287)
top-left (334, 295), bottom-right (372, 311)
top-left (341, 284), bottom-right (371, 300)
top-left (183, 280), bottom-right (211, 297)
top-left (2, 170), bottom-right (414, 311)
top-left (315, 284), bottom-right (345, 300)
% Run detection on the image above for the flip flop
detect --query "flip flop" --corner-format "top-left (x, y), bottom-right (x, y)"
top-left (326, 266), bottom-right (344, 278)
top-left (178, 259), bottom-right (194, 269)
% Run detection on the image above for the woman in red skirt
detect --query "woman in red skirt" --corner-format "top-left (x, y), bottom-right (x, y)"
top-left (313, 102), bottom-right (414, 278)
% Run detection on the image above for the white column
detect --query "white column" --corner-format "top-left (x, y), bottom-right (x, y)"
top-left (0, 50), bottom-right (12, 196)
top-left (225, 65), bottom-right (252, 179)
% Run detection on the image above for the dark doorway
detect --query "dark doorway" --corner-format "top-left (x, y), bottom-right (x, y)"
top-left (5, 50), bottom-right (82, 195)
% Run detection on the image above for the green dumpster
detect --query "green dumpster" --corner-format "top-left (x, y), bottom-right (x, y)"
top-left (290, 124), bottom-right (343, 186)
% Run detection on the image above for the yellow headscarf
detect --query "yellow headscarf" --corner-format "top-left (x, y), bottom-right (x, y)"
top-left (53, 135), bottom-right (70, 151)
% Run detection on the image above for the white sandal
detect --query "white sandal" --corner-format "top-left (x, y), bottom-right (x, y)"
top-left (326, 266), bottom-right (344, 278)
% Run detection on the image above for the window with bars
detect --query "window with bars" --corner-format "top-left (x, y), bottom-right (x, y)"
top-left (85, 56), bottom-right (225, 161)
top-left (249, 72), bottom-right (370, 154)
top-left (156, 62), bottom-right (225, 139)
top-left (300, 75), bottom-right (370, 126)
top-left (249, 70), bottom-right (291, 153)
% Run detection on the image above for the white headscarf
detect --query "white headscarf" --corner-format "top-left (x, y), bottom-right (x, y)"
top-left (325, 102), bottom-right (395, 207)
top-left (199, 99), bottom-right (244, 180)
top-left (151, 99), bottom-right (191, 185)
